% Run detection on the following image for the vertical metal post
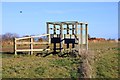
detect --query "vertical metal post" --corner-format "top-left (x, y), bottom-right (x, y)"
top-left (14, 38), bottom-right (17, 55)
top-left (85, 23), bottom-right (88, 50)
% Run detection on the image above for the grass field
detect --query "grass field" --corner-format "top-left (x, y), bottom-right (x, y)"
top-left (1, 41), bottom-right (119, 78)
top-left (89, 42), bottom-right (119, 78)
top-left (2, 56), bottom-right (81, 78)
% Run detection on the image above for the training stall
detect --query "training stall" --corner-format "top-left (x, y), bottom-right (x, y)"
top-left (46, 21), bottom-right (88, 53)
top-left (14, 21), bottom-right (88, 55)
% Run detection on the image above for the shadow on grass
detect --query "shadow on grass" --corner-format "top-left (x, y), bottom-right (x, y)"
top-left (1, 52), bottom-right (28, 58)
top-left (1, 50), bottom-right (79, 58)
top-left (36, 51), bottom-right (78, 58)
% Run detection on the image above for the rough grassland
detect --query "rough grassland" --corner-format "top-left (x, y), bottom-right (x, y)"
top-left (1, 41), bottom-right (119, 78)
top-left (89, 42), bottom-right (119, 78)
top-left (2, 56), bottom-right (80, 78)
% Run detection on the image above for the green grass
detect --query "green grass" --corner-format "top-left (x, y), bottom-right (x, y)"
top-left (89, 42), bottom-right (119, 78)
top-left (2, 55), bottom-right (80, 78)
top-left (1, 41), bottom-right (119, 78)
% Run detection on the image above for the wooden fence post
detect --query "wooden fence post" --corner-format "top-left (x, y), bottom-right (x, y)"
top-left (85, 23), bottom-right (88, 50)
top-left (14, 38), bottom-right (17, 55)
top-left (30, 37), bottom-right (33, 55)
top-left (80, 23), bottom-right (83, 50)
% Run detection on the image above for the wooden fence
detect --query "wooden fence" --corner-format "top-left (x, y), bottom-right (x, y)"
top-left (14, 34), bottom-right (50, 55)
top-left (14, 21), bottom-right (88, 55)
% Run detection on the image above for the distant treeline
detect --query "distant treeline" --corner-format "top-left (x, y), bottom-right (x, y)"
top-left (0, 32), bottom-right (119, 41)
top-left (0, 32), bottom-right (47, 42)
top-left (0, 33), bottom-right (19, 41)
top-left (88, 34), bottom-right (118, 41)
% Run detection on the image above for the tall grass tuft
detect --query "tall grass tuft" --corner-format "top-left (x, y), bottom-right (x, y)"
top-left (78, 50), bottom-right (95, 78)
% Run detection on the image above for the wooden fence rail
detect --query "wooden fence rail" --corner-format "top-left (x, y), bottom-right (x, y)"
top-left (14, 34), bottom-right (50, 55)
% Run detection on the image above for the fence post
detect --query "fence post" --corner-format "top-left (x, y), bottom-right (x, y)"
top-left (85, 23), bottom-right (88, 50)
top-left (14, 38), bottom-right (17, 55)
top-left (80, 23), bottom-right (83, 50)
top-left (30, 37), bottom-right (33, 55)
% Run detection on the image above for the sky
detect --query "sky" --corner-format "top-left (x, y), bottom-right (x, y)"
top-left (2, 2), bottom-right (118, 39)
